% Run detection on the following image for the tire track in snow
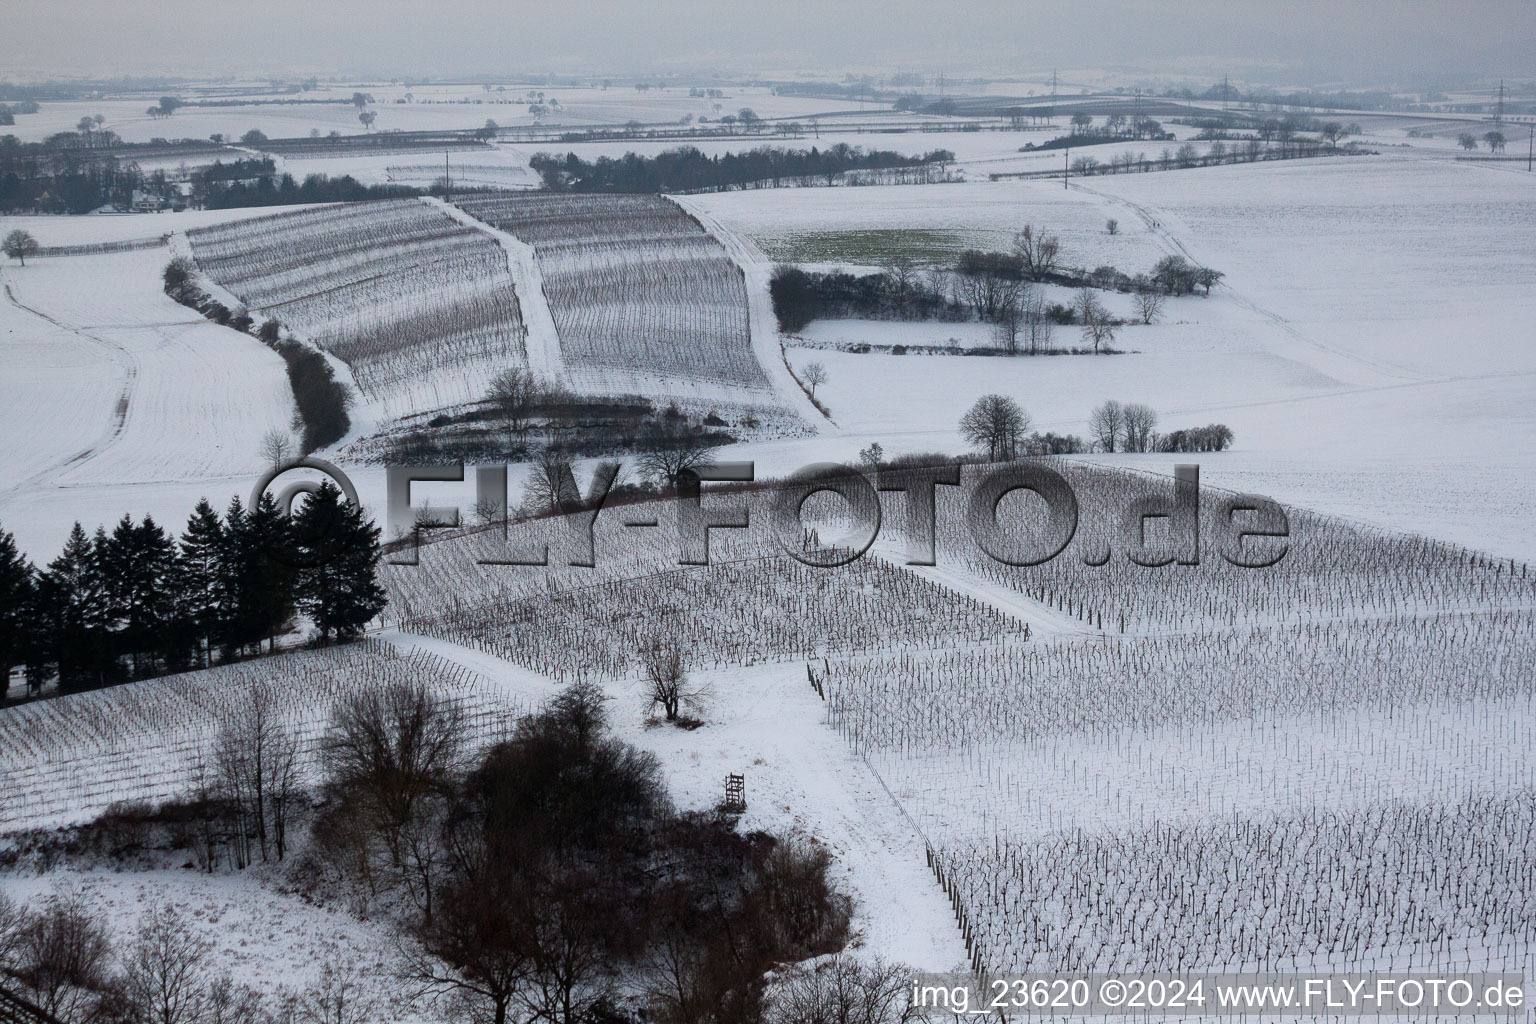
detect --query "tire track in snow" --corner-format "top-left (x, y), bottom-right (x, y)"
top-left (2, 278), bottom-right (139, 493)
top-left (1068, 181), bottom-right (1427, 385)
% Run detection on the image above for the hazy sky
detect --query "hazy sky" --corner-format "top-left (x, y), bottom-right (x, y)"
top-left (4, 0), bottom-right (1533, 83)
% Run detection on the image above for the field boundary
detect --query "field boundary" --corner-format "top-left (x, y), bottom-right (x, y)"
top-left (426, 195), bottom-right (566, 383)
top-left (666, 193), bottom-right (833, 429)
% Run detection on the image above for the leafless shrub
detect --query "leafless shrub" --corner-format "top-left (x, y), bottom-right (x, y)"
top-left (121, 904), bottom-right (214, 1024)
top-left (766, 954), bottom-right (919, 1024)
top-left (289, 958), bottom-right (376, 1024)
top-left (9, 887), bottom-right (115, 1022)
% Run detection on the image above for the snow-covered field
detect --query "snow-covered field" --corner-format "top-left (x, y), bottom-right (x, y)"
top-left (0, 85), bottom-right (857, 145)
top-left (0, 246), bottom-right (295, 494)
top-left (4, 136), bottom-right (1536, 986)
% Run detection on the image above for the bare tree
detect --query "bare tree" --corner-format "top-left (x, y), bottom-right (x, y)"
top-left (800, 361), bottom-right (828, 398)
top-left (11, 888), bottom-right (114, 1022)
top-left (1013, 224), bottom-right (1061, 280)
top-left (1088, 399), bottom-right (1125, 452)
top-left (524, 446), bottom-right (581, 515)
top-left (644, 644), bottom-right (709, 722)
top-left (1075, 290), bottom-right (1116, 352)
top-left (292, 958), bottom-right (375, 1024)
top-left (323, 681), bottom-right (466, 872)
top-left (960, 395), bottom-right (1029, 461)
top-left (1105, 218), bottom-right (1119, 235)
top-left (0, 892), bottom-right (25, 976)
top-left (216, 684), bottom-right (301, 865)
top-left (3, 229), bottom-right (40, 266)
top-left (486, 367), bottom-right (542, 455)
top-left (882, 256), bottom-right (917, 315)
top-left (259, 428), bottom-right (294, 470)
top-left (403, 868), bottom-right (533, 1024)
top-left (122, 904), bottom-right (214, 1024)
top-left (857, 442), bottom-right (884, 475)
top-left (1022, 291), bottom-right (1053, 354)
top-left (1122, 402), bottom-right (1159, 452)
top-left (205, 976), bottom-right (269, 1024)
top-left (1194, 267), bottom-right (1224, 296)
top-left (1134, 289), bottom-right (1165, 325)
top-left (993, 294), bottom-right (1024, 353)
top-left (636, 419), bottom-right (717, 487)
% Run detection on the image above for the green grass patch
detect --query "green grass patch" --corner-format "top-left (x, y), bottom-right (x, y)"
top-left (754, 228), bottom-right (991, 265)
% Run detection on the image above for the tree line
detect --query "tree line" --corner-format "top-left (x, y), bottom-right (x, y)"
top-left (0, 130), bottom-right (423, 213)
top-left (199, 171), bottom-right (421, 210)
top-left (530, 143), bottom-right (954, 193)
top-left (769, 226), bottom-right (1223, 345)
top-left (0, 486), bottom-right (386, 701)
top-left (958, 394), bottom-right (1234, 460)
top-left (163, 259), bottom-right (351, 451)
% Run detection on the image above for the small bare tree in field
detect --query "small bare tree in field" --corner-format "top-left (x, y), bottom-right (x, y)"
top-left (644, 644), bottom-right (709, 723)
top-left (1105, 218), bottom-right (1119, 235)
top-left (960, 395), bottom-right (1029, 461)
top-left (1013, 224), bottom-right (1061, 280)
top-left (1122, 402), bottom-right (1159, 452)
top-left (1134, 289), bottom-right (1165, 325)
top-left (487, 367), bottom-right (541, 455)
top-left (858, 442), bottom-right (885, 476)
top-left (801, 361), bottom-right (828, 398)
top-left (1089, 399), bottom-right (1125, 452)
top-left (260, 428), bottom-right (294, 469)
top-left (1075, 289), bottom-right (1116, 352)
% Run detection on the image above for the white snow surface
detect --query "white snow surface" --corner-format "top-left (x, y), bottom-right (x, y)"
top-left (0, 247), bottom-right (296, 496)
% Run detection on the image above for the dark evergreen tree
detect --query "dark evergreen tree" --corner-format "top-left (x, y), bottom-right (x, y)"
top-left (292, 483), bottom-right (387, 643)
top-left (225, 493), bottom-right (296, 654)
top-left (178, 499), bottom-right (227, 667)
top-left (34, 523), bottom-right (107, 691)
top-left (96, 515), bottom-right (181, 678)
top-left (0, 523), bottom-right (33, 700)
